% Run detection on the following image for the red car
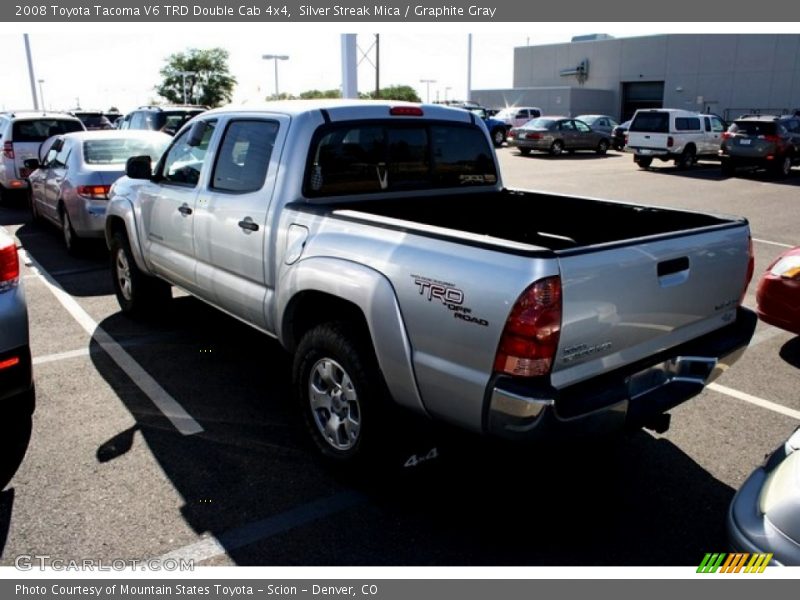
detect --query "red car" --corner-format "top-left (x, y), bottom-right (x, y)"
top-left (756, 247), bottom-right (800, 335)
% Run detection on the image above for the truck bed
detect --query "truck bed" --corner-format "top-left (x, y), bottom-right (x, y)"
top-left (325, 189), bottom-right (739, 252)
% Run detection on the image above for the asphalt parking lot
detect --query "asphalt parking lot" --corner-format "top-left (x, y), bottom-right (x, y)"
top-left (1, 148), bottom-right (798, 567)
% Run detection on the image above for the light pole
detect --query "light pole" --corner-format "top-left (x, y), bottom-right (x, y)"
top-left (262, 54), bottom-right (289, 100)
top-left (37, 79), bottom-right (45, 111)
top-left (419, 79), bottom-right (436, 103)
top-left (445, 87), bottom-right (452, 102)
top-left (176, 70), bottom-right (197, 104)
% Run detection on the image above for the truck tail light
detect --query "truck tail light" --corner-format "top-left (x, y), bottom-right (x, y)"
top-left (740, 236), bottom-right (754, 304)
top-left (721, 132), bottom-right (733, 140)
top-left (0, 239), bottom-right (20, 292)
top-left (494, 276), bottom-right (562, 377)
top-left (77, 184), bottom-right (111, 199)
top-left (3, 142), bottom-right (14, 159)
top-left (667, 136), bottom-right (674, 147)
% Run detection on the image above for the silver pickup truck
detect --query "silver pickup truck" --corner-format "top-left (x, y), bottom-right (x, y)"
top-left (105, 100), bottom-right (757, 464)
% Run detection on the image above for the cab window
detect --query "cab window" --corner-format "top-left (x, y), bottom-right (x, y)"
top-left (161, 121), bottom-right (216, 186)
top-left (211, 120), bottom-right (279, 193)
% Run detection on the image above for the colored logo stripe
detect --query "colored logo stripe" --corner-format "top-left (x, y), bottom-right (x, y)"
top-left (697, 552), bottom-right (773, 573)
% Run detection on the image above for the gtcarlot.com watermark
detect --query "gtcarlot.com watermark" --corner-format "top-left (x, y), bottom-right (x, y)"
top-left (14, 554), bottom-right (194, 571)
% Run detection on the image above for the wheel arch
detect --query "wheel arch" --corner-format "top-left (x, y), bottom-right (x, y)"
top-left (105, 203), bottom-right (151, 275)
top-left (278, 258), bottom-right (427, 417)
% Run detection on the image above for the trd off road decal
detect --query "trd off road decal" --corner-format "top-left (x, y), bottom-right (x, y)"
top-left (411, 274), bottom-right (489, 327)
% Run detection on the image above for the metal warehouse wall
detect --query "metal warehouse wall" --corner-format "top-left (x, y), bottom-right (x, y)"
top-left (484, 34), bottom-right (800, 121)
top-left (472, 87), bottom-right (615, 118)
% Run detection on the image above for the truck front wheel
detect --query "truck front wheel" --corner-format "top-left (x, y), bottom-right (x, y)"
top-left (293, 322), bottom-right (389, 465)
top-left (110, 231), bottom-right (171, 316)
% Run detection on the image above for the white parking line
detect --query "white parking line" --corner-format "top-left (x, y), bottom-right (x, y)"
top-left (19, 249), bottom-right (204, 436)
top-left (752, 238), bottom-right (794, 249)
top-left (708, 383), bottom-right (800, 421)
top-left (33, 347), bottom-right (92, 365)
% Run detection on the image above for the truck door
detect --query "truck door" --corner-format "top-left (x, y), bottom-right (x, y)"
top-left (193, 116), bottom-right (287, 330)
top-left (140, 120), bottom-right (216, 293)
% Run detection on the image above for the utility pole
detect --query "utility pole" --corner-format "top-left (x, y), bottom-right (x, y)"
top-left (420, 79), bottom-right (436, 103)
top-left (37, 80), bottom-right (45, 111)
top-left (375, 34), bottom-right (380, 99)
top-left (176, 70), bottom-right (197, 104)
top-left (23, 34), bottom-right (39, 110)
top-left (466, 34), bottom-right (473, 102)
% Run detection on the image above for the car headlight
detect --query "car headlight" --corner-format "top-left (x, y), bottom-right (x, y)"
top-left (769, 256), bottom-right (800, 280)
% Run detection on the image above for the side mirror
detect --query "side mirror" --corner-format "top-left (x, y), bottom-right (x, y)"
top-left (126, 155), bottom-right (152, 180)
top-left (23, 158), bottom-right (40, 170)
top-left (186, 120), bottom-right (208, 147)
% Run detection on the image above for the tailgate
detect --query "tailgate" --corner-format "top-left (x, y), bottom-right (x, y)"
top-left (551, 225), bottom-right (751, 389)
top-left (628, 131), bottom-right (670, 152)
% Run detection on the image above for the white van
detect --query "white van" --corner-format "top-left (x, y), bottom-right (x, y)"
top-left (627, 108), bottom-right (726, 169)
top-left (494, 106), bottom-right (543, 130)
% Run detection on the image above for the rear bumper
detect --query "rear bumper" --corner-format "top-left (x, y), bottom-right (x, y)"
top-left (720, 153), bottom-right (787, 169)
top-left (485, 307), bottom-right (757, 441)
top-left (0, 344), bottom-right (34, 414)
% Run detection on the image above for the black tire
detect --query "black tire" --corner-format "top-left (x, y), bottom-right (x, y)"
top-left (293, 321), bottom-right (392, 466)
top-left (721, 159), bottom-right (735, 177)
top-left (676, 146), bottom-right (696, 169)
top-left (518, 147), bottom-right (531, 156)
top-left (773, 155), bottom-right (792, 178)
top-left (635, 156), bottom-right (653, 169)
top-left (549, 140), bottom-right (564, 156)
top-left (109, 230), bottom-right (171, 317)
top-left (491, 128), bottom-right (505, 148)
top-left (59, 206), bottom-right (82, 255)
top-left (596, 139), bottom-right (609, 155)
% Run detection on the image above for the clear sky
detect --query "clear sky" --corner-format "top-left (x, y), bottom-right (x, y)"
top-left (0, 23), bottom-right (778, 112)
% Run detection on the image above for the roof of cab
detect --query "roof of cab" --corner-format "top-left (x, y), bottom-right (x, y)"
top-left (200, 99), bottom-right (474, 123)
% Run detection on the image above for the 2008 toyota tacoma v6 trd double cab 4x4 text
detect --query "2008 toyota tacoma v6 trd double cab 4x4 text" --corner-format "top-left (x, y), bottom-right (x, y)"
top-left (105, 100), bottom-right (757, 464)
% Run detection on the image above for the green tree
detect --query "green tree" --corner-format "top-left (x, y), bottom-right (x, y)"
top-left (362, 85), bottom-right (421, 102)
top-left (156, 48), bottom-right (236, 107)
top-left (299, 89), bottom-right (341, 99)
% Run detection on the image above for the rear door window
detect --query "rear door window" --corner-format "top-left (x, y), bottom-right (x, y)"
top-left (306, 122), bottom-right (496, 197)
top-left (211, 120), bottom-right (279, 193)
top-left (675, 117), bottom-right (701, 131)
top-left (630, 112), bottom-right (669, 133)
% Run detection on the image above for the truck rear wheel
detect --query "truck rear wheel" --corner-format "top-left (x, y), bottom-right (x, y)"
top-left (293, 322), bottom-right (390, 466)
top-left (635, 156), bottom-right (652, 169)
top-left (110, 230), bottom-right (171, 317)
top-left (675, 146), bottom-right (696, 169)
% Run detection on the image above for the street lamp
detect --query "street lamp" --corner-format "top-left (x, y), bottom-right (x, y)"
top-left (262, 54), bottom-right (289, 100)
top-left (37, 79), bottom-right (45, 111)
top-left (419, 79), bottom-right (436, 104)
top-left (445, 87), bottom-right (452, 102)
top-left (176, 70), bottom-right (197, 105)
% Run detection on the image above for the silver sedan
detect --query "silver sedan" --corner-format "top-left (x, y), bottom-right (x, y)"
top-left (27, 130), bottom-right (170, 253)
top-left (507, 117), bottom-right (611, 156)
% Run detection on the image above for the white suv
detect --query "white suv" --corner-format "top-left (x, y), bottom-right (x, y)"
top-left (0, 111), bottom-right (85, 203)
top-left (494, 106), bottom-right (543, 130)
top-left (627, 108), bottom-right (726, 169)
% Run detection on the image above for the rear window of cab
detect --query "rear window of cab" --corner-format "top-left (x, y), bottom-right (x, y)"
top-left (304, 121), bottom-right (497, 197)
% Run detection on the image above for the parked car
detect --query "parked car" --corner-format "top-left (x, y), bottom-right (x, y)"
top-left (0, 111), bottom-right (85, 203)
top-left (106, 100), bottom-right (756, 467)
top-left (627, 109), bottom-right (726, 169)
top-left (71, 110), bottom-right (114, 131)
top-left (494, 106), bottom-right (543, 130)
top-left (612, 119), bottom-right (631, 151)
top-left (575, 114), bottom-right (619, 136)
top-left (755, 246), bottom-right (800, 335)
top-left (719, 115), bottom-right (800, 178)
top-left (0, 226), bottom-right (34, 490)
top-left (507, 117), bottom-right (611, 156)
top-left (26, 130), bottom-right (171, 253)
top-left (728, 425), bottom-right (800, 565)
top-left (451, 104), bottom-right (508, 147)
top-left (117, 105), bottom-right (207, 136)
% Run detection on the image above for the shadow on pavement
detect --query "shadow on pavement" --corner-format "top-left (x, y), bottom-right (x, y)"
top-left (89, 296), bottom-right (736, 566)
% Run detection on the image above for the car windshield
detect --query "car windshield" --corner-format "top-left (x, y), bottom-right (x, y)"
top-left (578, 116), bottom-right (599, 125)
top-left (730, 121), bottom-right (777, 136)
top-left (630, 112), bottom-right (669, 133)
top-left (522, 118), bottom-right (556, 129)
top-left (83, 137), bottom-right (170, 165)
top-left (12, 119), bottom-right (84, 142)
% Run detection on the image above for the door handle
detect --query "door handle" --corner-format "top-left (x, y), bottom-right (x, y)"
top-left (238, 218), bottom-right (259, 232)
top-left (658, 256), bottom-right (690, 277)
top-left (178, 203), bottom-right (193, 216)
